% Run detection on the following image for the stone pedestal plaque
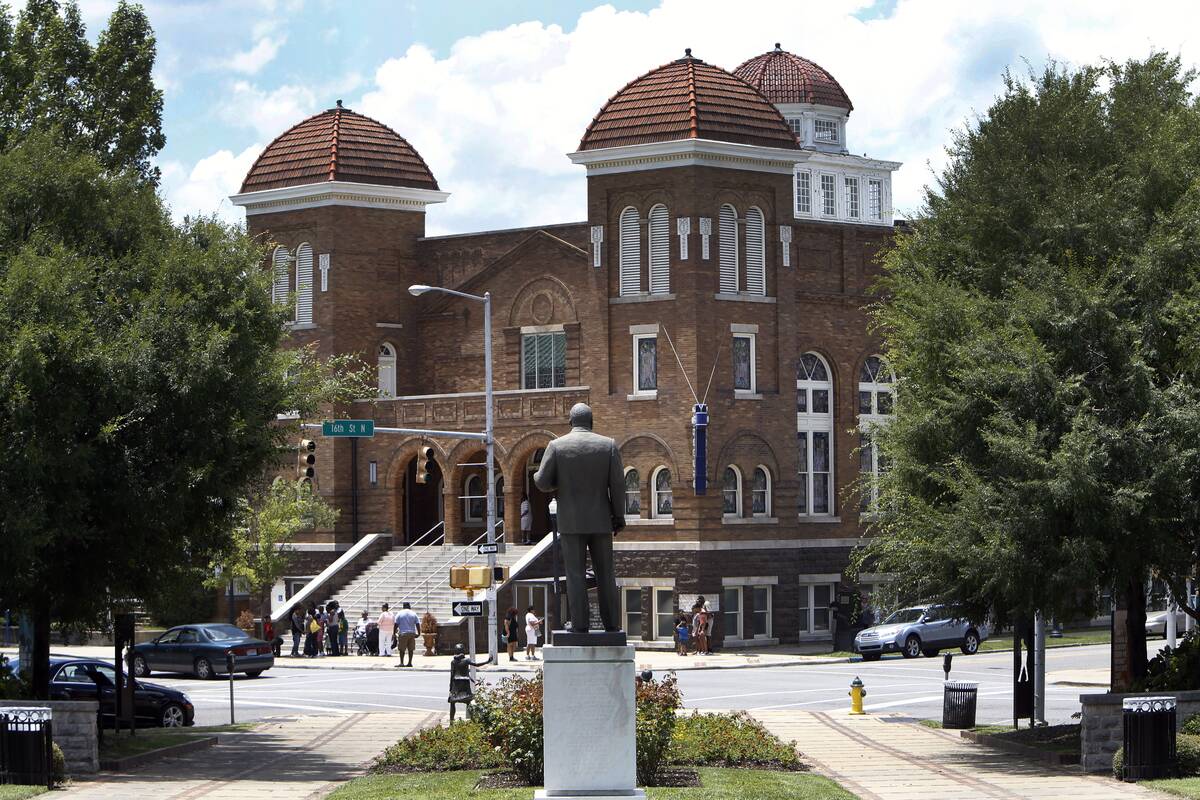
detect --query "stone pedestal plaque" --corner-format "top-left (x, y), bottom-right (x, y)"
top-left (535, 643), bottom-right (645, 800)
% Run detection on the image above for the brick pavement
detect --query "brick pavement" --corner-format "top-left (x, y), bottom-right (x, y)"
top-left (753, 710), bottom-right (1160, 799)
top-left (60, 710), bottom-right (439, 800)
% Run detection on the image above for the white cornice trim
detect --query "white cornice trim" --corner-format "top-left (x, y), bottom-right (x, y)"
top-left (801, 152), bottom-right (902, 172)
top-left (568, 138), bottom-right (809, 176)
top-left (230, 180), bottom-right (451, 216)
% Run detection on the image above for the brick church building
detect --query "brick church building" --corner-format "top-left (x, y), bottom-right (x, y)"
top-left (232, 45), bottom-right (902, 648)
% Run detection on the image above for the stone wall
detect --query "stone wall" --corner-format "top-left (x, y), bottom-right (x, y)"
top-left (0, 699), bottom-right (99, 774)
top-left (1079, 689), bottom-right (1200, 772)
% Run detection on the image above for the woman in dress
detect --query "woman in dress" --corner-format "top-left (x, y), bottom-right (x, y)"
top-left (505, 607), bottom-right (521, 662)
top-left (524, 605), bottom-right (542, 661)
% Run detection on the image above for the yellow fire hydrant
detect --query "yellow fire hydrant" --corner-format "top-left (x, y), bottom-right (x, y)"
top-left (849, 676), bottom-right (867, 715)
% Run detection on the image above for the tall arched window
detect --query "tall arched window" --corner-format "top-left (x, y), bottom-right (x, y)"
top-left (797, 352), bottom-right (834, 516)
top-left (719, 204), bottom-right (738, 294)
top-left (619, 206), bottom-right (640, 296)
top-left (858, 355), bottom-right (894, 512)
top-left (378, 342), bottom-right (397, 398)
top-left (295, 242), bottom-right (314, 324)
top-left (722, 466), bottom-right (742, 517)
top-left (647, 203), bottom-right (670, 294)
top-left (624, 468), bottom-right (641, 517)
top-left (752, 466), bottom-right (771, 517)
top-left (464, 474), bottom-right (484, 522)
top-left (271, 245), bottom-right (291, 311)
top-left (745, 207), bottom-right (766, 296)
top-left (652, 467), bottom-right (673, 519)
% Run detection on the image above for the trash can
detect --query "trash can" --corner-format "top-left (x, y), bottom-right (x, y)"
top-left (1122, 696), bottom-right (1177, 781)
top-left (0, 706), bottom-right (54, 788)
top-left (942, 681), bottom-right (978, 729)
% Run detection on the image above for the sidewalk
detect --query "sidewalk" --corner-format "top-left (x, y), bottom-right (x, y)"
top-left (753, 710), bottom-right (1158, 799)
top-left (60, 710), bottom-right (438, 800)
top-left (4, 643), bottom-right (848, 673)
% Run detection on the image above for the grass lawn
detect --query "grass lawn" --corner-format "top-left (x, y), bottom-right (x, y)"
top-left (328, 769), bottom-right (855, 799)
top-left (0, 787), bottom-right (48, 799)
top-left (978, 628), bottom-right (1109, 652)
top-left (99, 723), bottom-right (255, 759)
top-left (1146, 778), bottom-right (1200, 798)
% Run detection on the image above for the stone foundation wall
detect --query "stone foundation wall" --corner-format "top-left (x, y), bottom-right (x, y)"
top-left (1079, 689), bottom-right (1200, 772)
top-left (0, 699), bottom-right (99, 775)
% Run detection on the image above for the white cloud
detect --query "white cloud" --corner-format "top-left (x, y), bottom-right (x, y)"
top-left (178, 0), bottom-right (1200, 232)
top-left (160, 144), bottom-right (264, 224)
top-left (228, 36), bottom-right (287, 75)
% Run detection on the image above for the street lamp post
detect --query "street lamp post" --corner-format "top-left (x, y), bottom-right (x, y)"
top-left (409, 284), bottom-right (498, 665)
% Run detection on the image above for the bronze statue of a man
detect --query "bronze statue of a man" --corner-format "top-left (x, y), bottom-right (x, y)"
top-left (533, 403), bottom-right (625, 633)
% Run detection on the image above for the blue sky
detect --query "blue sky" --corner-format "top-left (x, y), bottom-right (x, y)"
top-left (63, 0), bottom-right (1200, 234)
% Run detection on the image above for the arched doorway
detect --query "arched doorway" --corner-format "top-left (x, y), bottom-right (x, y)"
top-left (403, 456), bottom-right (444, 545)
top-left (521, 448), bottom-right (551, 544)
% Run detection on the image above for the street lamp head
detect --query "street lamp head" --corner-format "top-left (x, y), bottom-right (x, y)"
top-left (408, 284), bottom-right (432, 296)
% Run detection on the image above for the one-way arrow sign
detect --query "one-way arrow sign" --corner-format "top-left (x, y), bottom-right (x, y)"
top-left (477, 543), bottom-right (498, 555)
top-left (452, 601), bottom-right (483, 617)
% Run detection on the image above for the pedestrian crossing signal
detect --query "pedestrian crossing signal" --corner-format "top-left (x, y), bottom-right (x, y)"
top-left (416, 446), bottom-right (435, 485)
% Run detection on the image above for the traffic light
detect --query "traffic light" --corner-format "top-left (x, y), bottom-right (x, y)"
top-left (416, 445), bottom-right (435, 485)
top-left (299, 439), bottom-right (316, 486)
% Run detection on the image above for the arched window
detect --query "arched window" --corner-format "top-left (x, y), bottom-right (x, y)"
top-left (797, 352), bottom-right (834, 515)
top-left (464, 474), bottom-right (484, 522)
top-left (378, 342), bottom-right (397, 398)
top-left (648, 204), bottom-right (670, 294)
top-left (624, 468), bottom-right (641, 517)
top-left (271, 245), bottom-right (291, 311)
top-left (652, 467), bottom-right (673, 519)
top-left (718, 204), bottom-right (738, 294)
top-left (619, 206), bottom-right (640, 296)
top-left (295, 242), bottom-right (314, 324)
top-left (752, 466), bottom-right (771, 517)
top-left (722, 466), bottom-right (742, 517)
top-left (858, 355), bottom-right (894, 512)
top-left (745, 206), bottom-right (765, 296)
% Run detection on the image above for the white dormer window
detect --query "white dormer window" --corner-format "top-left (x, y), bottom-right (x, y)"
top-left (820, 174), bottom-right (837, 217)
top-left (868, 179), bottom-right (883, 221)
top-left (795, 170), bottom-right (812, 216)
top-left (845, 177), bottom-right (860, 220)
top-left (814, 118), bottom-right (839, 144)
top-left (787, 117), bottom-right (804, 136)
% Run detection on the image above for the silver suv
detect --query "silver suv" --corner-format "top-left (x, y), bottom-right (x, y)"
top-left (854, 604), bottom-right (988, 661)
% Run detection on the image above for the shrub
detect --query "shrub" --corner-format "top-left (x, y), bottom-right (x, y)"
top-left (1184, 714), bottom-right (1200, 737)
top-left (1113, 734), bottom-right (1200, 779)
top-left (670, 710), bottom-right (801, 770)
top-left (236, 609), bottom-right (255, 633)
top-left (371, 721), bottom-right (503, 773)
top-left (1137, 631), bottom-right (1200, 692)
top-left (0, 656), bottom-right (30, 700)
top-left (421, 612), bottom-right (438, 634)
top-left (473, 672), bottom-right (544, 785)
top-left (635, 674), bottom-right (680, 785)
top-left (51, 742), bottom-right (66, 785)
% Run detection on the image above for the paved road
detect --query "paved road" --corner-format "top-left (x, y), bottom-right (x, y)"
top-left (151, 642), bottom-right (1129, 726)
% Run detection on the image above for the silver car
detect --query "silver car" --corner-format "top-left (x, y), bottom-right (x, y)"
top-left (854, 604), bottom-right (988, 661)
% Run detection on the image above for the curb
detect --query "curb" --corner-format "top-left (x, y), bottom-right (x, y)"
top-left (958, 729), bottom-right (1077, 767)
top-left (99, 735), bottom-right (219, 772)
top-left (268, 655), bottom-right (854, 673)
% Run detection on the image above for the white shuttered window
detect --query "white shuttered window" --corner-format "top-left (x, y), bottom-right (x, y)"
top-left (619, 207), bottom-right (640, 296)
top-left (272, 246), bottom-right (290, 314)
top-left (719, 204), bottom-right (738, 294)
top-left (745, 207), bottom-right (765, 296)
top-left (295, 243), bottom-right (314, 324)
top-left (648, 204), bottom-right (670, 294)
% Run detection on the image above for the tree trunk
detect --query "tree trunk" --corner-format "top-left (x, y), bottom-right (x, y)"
top-left (1124, 578), bottom-right (1149, 684)
top-left (31, 600), bottom-right (51, 701)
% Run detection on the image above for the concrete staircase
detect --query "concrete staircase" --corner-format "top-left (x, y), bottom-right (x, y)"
top-left (329, 538), bottom-right (535, 621)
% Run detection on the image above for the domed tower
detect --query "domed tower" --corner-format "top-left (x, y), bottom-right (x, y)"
top-left (231, 102), bottom-right (447, 390)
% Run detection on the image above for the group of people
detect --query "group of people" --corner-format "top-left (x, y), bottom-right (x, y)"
top-left (503, 605), bottom-right (543, 661)
top-left (289, 601), bottom-right (350, 657)
top-left (372, 602), bottom-right (421, 666)
top-left (675, 596), bottom-right (714, 656)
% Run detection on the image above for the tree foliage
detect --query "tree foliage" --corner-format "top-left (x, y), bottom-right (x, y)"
top-left (852, 55), bottom-right (1200, 664)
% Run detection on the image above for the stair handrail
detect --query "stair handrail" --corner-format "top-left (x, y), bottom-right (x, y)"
top-left (334, 520), bottom-right (444, 610)
top-left (400, 521), bottom-right (506, 613)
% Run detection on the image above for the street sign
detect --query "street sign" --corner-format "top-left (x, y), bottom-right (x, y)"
top-left (453, 601), bottom-right (484, 617)
top-left (322, 419), bottom-right (375, 438)
top-left (477, 543), bottom-right (498, 555)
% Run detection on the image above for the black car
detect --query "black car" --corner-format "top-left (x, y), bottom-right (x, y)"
top-left (32, 657), bottom-right (195, 728)
top-left (132, 623), bottom-right (275, 680)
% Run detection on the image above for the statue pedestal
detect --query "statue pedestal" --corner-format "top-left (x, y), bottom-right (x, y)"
top-left (535, 643), bottom-right (645, 800)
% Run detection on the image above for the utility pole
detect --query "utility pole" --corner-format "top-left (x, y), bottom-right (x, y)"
top-left (482, 291), bottom-right (498, 665)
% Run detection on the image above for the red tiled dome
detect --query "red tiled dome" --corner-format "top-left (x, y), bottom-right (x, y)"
top-left (734, 45), bottom-right (853, 112)
top-left (578, 51), bottom-right (799, 152)
top-left (240, 103), bottom-right (438, 193)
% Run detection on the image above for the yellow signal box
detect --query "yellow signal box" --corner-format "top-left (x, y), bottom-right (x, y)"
top-left (449, 565), bottom-right (493, 590)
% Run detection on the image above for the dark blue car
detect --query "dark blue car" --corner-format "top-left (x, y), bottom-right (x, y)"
top-left (132, 623), bottom-right (274, 680)
top-left (9, 657), bottom-right (195, 728)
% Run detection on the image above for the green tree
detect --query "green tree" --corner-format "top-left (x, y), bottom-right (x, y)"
top-left (852, 53), bottom-right (1200, 687)
top-left (204, 479), bottom-right (340, 618)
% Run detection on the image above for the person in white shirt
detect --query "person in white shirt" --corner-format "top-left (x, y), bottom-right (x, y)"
top-left (520, 495), bottom-right (532, 544)
top-left (524, 605), bottom-right (542, 660)
top-left (377, 603), bottom-right (396, 657)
